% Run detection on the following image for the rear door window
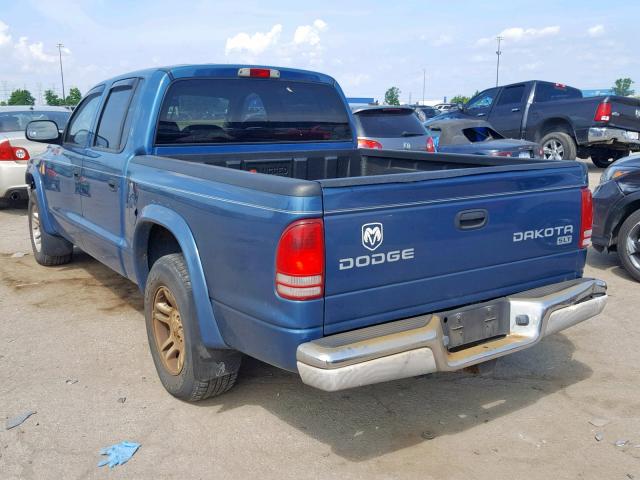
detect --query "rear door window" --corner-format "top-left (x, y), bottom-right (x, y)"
top-left (354, 110), bottom-right (425, 137)
top-left (94, 79), bottom-right (137, 150)
top-left (155, 78), bottom-right (352, 144)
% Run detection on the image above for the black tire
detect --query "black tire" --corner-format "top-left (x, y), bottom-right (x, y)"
top-left (144, 253), bottom-right (241, 401)
top-left (540, 131), bottom-right (577, 160)
top-left (617, 210), bottom-right (640, 282)
top-left (28, 190), bottom-right (73, 266)
top-left (591, 149), bottom-right (629, 168)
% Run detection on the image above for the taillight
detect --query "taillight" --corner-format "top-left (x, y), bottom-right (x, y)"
top-left (426, 136), bottom-right (436, 153)
top-left (491, 151), bottom-right (512, 157)
top-left (579, 188), bottom-right (593, 249)
top-left (594, 102), bottom-right (611, 122)
top-left (276, 219), bottom-right (324, 300)
top-left (0, 139), bottom-right (30, 161)
top-left (357, 138), bottom-right (383, 149)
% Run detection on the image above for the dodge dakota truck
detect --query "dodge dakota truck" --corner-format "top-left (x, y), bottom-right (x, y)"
top-left (24, 65), bottom-right (608, 401)
top-left (440, 80), bottom-right (640, 167)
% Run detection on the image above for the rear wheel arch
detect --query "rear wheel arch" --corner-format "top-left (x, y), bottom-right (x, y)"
top-left (536, 117), bottom-right (577, 142)
top-left (537, 120), bottom-right (578, 160)
top-left (132, 206), bottom-right (228, 349)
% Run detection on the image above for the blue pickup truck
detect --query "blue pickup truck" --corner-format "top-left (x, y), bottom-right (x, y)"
top-left (24, 65), bottom-right (608, 401)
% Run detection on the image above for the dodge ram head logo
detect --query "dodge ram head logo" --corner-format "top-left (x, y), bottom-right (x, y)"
top-left (339, 222), bottom-right (414, 270)
top-left (362, 223), bottom-right (383, 251)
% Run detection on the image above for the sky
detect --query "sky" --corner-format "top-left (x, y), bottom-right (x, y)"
top-left (0, 0), bottom-right (638, 104)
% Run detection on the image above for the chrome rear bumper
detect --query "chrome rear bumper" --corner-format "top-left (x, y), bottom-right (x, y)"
top-left (588, 127), bottom-right (640, 147)
top-left (297, 278), bottom-right (607, 391)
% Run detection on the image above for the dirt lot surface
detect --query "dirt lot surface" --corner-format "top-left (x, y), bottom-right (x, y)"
top-left (1, 163), bottom-right (639, 480)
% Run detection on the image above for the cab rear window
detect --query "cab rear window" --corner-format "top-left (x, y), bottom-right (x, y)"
top-left (535, 83), bottom-right (582, 103)
top-left (353, 109), bottom-right (426, 138)
top-left (155, 78), bottom-right (352, 145)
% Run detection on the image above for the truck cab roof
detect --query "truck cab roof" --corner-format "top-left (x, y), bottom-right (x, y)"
top-left (89, 64), bottom-right (339, 91)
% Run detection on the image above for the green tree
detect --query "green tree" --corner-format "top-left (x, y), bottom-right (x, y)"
top-left (612, 78), bottom-right (635, 96)
top-left (384, 86), bottom-right (401, 106)
top-left (44, 89), bottom-right (62, 106)
top-left (0, 101), bottom-right (6, 106)
top-left (65, 87), bottom-right (82, 106)
top-left (7, 89), bottom-right (35, 105)
top-left (450, 95), bottom-right (470, 105)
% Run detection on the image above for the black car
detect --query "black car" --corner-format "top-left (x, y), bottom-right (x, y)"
top-left (592, 153), bottom-right (640, 280)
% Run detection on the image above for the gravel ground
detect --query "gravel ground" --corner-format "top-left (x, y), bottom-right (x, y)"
top-left (1, 163), bottom-right (639, 480)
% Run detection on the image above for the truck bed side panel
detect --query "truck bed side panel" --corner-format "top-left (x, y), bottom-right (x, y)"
top-left (125, 157), bottom-right (325, 368)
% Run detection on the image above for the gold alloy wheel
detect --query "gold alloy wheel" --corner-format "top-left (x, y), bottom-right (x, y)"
top-left (152, 286), bottom-right (185, 375)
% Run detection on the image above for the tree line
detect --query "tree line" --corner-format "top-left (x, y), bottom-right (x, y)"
top-left (0, 87), bottom-right (82, 107)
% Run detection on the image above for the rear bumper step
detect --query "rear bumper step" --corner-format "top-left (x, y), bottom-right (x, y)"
top-left (297, 278), bottom-right (607, 391)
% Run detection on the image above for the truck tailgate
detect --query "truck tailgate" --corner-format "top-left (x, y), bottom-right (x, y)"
top-left (321, 164), bottom-right (588, 334)
top-left (608, 96), bottom-right (640, 132)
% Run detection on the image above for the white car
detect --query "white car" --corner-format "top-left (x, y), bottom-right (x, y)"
top-left (0, 106), bottom-right (70, 207)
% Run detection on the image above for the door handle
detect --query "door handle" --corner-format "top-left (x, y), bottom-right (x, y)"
top-left (476, 113), bottom-right (486, 117)
top-left (511, 107), bottom-right (521, 112)
top-left (455, 209), bottom-right (488, 230)
top-left (108, 179), bottom-right (117, 192)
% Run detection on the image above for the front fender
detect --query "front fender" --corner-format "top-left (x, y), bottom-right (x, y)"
top-left (133, 204), bottom-right (228, 349)
top-left (26, 161), bottom-right (58, 236)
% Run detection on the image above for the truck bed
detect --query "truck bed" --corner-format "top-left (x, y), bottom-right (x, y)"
top-left (137, 148), bottom-right (569, 187)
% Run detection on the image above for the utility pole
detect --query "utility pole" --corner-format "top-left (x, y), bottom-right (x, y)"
top-left (495, 36), bottom-right (503, 87)
top-left (56, 43), bottom-right (66, 105)
top-left (422, 69), bottom-right (426, 105)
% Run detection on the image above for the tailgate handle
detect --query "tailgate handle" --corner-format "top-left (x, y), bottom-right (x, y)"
top-left (456, 209), bottom-right (488, 230)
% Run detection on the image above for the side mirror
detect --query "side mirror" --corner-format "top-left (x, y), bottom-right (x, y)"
top-left (456, 103), bottom-right (465, 111)
top-left (25, 120), bottom-right (61, 144)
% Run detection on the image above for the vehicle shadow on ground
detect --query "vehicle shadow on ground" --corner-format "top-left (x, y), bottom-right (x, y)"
top-left (204, 334), bottom-right (591, 461)
top-left (586, 248), bottom-right (636, 282)
top-left (0, 250), bottom-right (145, 314)
top-left (65, 251), bottom-right (145, 314)
top-left (0, 200), bottom-right (28, 216)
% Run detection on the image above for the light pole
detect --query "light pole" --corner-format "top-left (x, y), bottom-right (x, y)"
top-left (422, 69), bottom-right (426, 105)
top-left (56, 43), bottom-right (66, 105)
top-left (495, 36), bottom-right (503, 87)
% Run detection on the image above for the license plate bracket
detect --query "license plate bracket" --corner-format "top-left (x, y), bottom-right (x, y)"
top-left (441, 300), bottom-right (510, 350)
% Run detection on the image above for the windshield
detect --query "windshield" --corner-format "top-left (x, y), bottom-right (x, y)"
top-left (0, 110), bottom-right (71, 133)
top-left (354, 110), bottom-right (426, 138)
top-left (155, 78), bottom-right (352, 145)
